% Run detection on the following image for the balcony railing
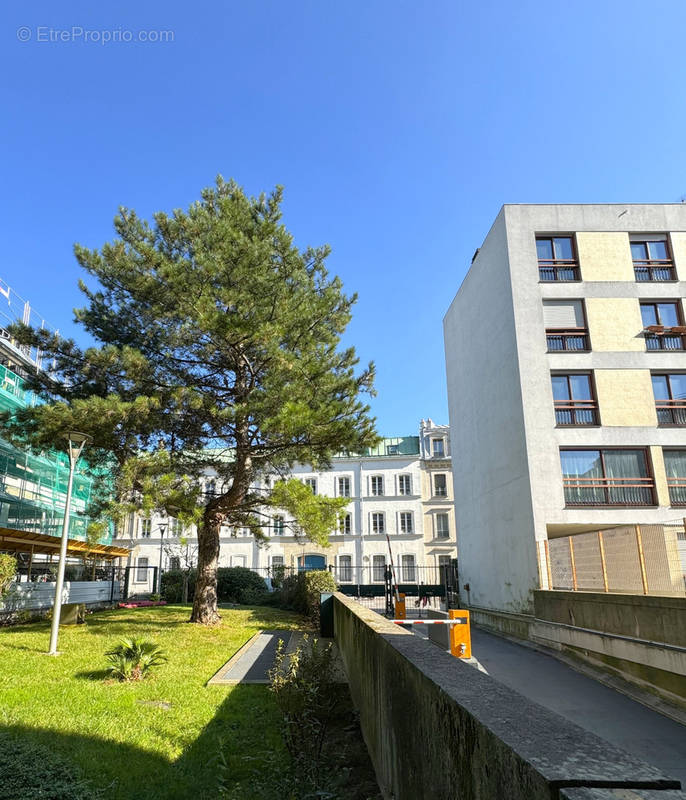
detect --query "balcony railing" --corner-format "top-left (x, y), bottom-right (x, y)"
top-left (645, 330), bottom-right (686, 351)
top-left (667, 480), bottom-right (686, 507)
top-left (546, 329), bottom-right (589, 352)
top-left (656, 400), bottom-right (686, 426)
top-left (633, 260), bottom-right (676, 281)
top-left (563, 476), bottom-right (655, 506)
top-left (554, 400), bottom-right (599, 426)
top-left (538, 260), bottom-right (580, 281)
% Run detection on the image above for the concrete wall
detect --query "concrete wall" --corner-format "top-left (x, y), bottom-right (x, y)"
top-left (331, 593), bottom-right (681, 800)
top-left (443, 210), bottom-right (540, 614)
top-left (533, 590), bottom-right (686, 648)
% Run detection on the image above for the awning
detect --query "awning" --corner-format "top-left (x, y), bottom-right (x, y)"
top-left (0, 527), bottom-right (129, 558)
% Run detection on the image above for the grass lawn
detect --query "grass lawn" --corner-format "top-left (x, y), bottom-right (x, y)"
top-left (0, 604), bottom-right (305, 799)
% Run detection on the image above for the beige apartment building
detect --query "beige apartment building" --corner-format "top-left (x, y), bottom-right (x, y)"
top-left (444, 204), bottom-right (686, 615)
top-left (119, 419), bottom-right (457, 590)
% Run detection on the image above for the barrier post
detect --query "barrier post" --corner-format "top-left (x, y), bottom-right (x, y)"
top-left (394, 592), bottom-right (406, 620)
top-left (448, 609), bottom-right (471, 658)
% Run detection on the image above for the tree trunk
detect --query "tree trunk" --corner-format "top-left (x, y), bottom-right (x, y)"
top-left (190, 509), bottom-right (221, 624)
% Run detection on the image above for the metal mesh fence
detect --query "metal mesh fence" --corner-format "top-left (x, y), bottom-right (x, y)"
top-left (549, 522), bottom-right (686, 596)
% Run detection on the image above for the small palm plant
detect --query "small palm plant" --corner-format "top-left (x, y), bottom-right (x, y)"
top-left (105, 638), bottom-right (167, 681)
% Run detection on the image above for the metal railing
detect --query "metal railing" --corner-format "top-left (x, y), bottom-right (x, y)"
top-left (554, 401), bottom-right (599, 426)
top-left (656, 400), bottom-right (686, 426)
top-left (538, 261), bottom-right (580, 282)
top-left (633, 261), bottom-right (676, 281)
top-left (563, 476), bottom-right (655, 507)
top-left (645, 333), bottom-right (685, 351)
top-left (546, 330), bottom-right (589, 352)
top-left (547, 522), bottom-right (686, 596)
top-left (667, 480), bottom-right (686, 507)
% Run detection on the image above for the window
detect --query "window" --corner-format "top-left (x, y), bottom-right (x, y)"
top-left (560, 449), bottom-right (655, 506)
top-left (205, 478), bottom-right (217, 497)
top-left (370, 475), bottom-right (384, 496)
top-left (551, 373), bottom-right (598, 425)
top-left (433, 474), bottom-right (447, 497)
top-left (386, 444), bottom-right (399, 455)
top-left (372, 555), bottom-right (386, 582)
top-left (664, 450), bottom-right (686, 506)
top-left (652, 374), bottom-right (686, 426)
top-left (170, 518), bottom-right (183, 536)
top-left (401, 554), bottom-right (416, 582)
top-left (273, 515), bottom-right (285, 535)
top-left (432, 438), bottom-right (445, 457)
top-left (338, 555), bottom-right (352, 582)
top-left (140, 519), bottom-right (151, 538)
top-left (631, 235), bottom-right (675, 281)
top-left (337, 476), bottom-right (351, 497)
top-left (232, 555), bottom-right (246, 568)
top-left (304, 477), bottom-right (317, 495)
top-left (398, 474), bottom-right (412, 495)
top-left (136, 557), bottom-right (149, 582)
top-left (437, 554), bottom-right (451, 569)
top-left (641, 302), bottom-right (685, 350)
top-left (271, 555), bottom-right (284, 568)
top-left (339, 513), bottom-right (352, 535)
top-left (536, 236), bottom-right (579, 281)
top-left (371, 512), bottom-right (384, 534)
top-left (436, 513), bottom-right (450, 538)
top-left (399, 512), bottom-right (413, 534)
top-left (169, 556), bottom-right (180, 570)
top-left (263, 475), bottom-right (271, 490)
top-left (543, 300), bottom-right (588, 351)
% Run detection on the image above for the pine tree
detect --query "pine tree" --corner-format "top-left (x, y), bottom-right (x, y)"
top-left (4, 178), bottom-right (377, 623)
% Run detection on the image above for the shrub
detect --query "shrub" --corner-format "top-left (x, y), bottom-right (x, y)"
top-left (216, 566), bottom-right (268, 605)
top-left (160, 568), bottom-right (197, 602)
top-left (105, 637), bottom-right (167, 681)
top-left (278, 570), bottom-right (337, 626)
top-left (0, 553), bottom-right (17, 597)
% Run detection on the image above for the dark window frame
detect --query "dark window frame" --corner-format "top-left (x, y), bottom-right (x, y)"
top-left (652, 373), bottom-right (686, 426)
top-left (663, 448), bottom-right (686, 507)
top-left (536, 234), bottom-right (580, 282)
top-left (631, 235), bottom-right (677, 282)
top-left (560, 446), bottom-right (657, 507)
top-left (551, 371), bottom-right (600, 426)
top-left (545, 299), bottom-right (590, 352)
top-left (641, 300), bottom-right (686, 351)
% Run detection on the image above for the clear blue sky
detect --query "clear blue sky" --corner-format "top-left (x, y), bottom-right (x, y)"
top-left (2, 0), bottom-right (686, 436)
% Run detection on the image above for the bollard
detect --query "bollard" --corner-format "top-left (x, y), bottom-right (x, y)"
top-left (320, 592), bottom-right (334, 637)
top-left (394, 592), bottom-right (406, 620)
top-left (448, 609), bottom-right (471, 658)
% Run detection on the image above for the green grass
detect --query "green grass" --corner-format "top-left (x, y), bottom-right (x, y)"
top-left (0, 604), bottom-right (305, 799)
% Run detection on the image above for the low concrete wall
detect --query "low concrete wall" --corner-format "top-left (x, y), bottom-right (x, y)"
top-left (534, 591), bottom-right (686, 648)
top-left (331, 593), bottom-right (682, 800)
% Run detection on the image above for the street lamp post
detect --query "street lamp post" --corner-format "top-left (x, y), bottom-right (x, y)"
top-left (157, 523), bottom-right (168, 594)
top-left (48, 431), bottom-right (92, 656)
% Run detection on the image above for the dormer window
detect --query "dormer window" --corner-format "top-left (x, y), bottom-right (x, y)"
top-left (432, 438), bottom-right (445, 458)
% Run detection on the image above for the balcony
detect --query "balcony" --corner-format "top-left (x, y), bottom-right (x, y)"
top-left (656, 400), bottom-right (686, 426)
top-left (538, 260), bottom-right (580, 282)
top-left (634, 260), bottom-right (676, 281)
top-left (554, 400), bottom-right (599, 426)
top-left (563, 476), bottom-right (656, 507)
top-left (546, 329), bottom-right (589, 352)
top-left (644, 327), bottom-right (686, 351)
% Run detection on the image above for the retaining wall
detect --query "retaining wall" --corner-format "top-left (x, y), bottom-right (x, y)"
top-left (330, 592), bottom-right (684, 800)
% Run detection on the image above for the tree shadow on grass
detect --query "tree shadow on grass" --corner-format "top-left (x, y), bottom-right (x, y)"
top-left (1, 684), bottom-right (284, 800)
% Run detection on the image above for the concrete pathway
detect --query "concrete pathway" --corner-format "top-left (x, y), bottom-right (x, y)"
top-left (207, 629), bottom-right (347, 685)
top-left (463, 628), bottom-right (686, 786)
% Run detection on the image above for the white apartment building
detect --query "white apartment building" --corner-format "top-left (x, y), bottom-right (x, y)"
top-left (119, 419), bottom-right (457, 590)
top-left (443, 204), bottom-right (686, 615)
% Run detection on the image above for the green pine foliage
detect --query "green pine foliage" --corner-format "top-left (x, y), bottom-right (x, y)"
top-left (1, 178), bottom-right (378, 624)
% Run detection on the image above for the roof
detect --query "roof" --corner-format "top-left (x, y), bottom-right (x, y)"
top-left (0, 527), bottom-right (129, 558)
top-left (341, 436), bottom-right (420, 458)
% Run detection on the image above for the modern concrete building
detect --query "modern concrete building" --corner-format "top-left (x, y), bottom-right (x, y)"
top-left (443, 204), bottom-right (686, 614)
top-left (120, 419), bottom-right (457, 590)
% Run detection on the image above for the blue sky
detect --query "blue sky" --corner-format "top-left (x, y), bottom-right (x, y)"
top-left (2, 0), bottom-right (686, 435)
